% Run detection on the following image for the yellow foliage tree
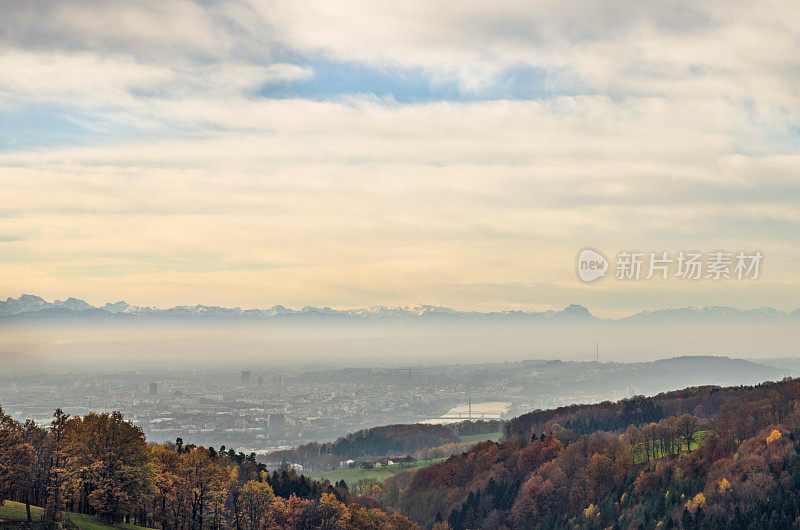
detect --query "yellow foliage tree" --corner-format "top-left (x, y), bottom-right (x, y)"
top-left (767, 429), bottom-right (782, 444)
top-left (685, 492), bottom-right (706, 512)
top-left (316, 492), bottom-right (349, 530)
top-left (240, 479), bottom-right (276, 529)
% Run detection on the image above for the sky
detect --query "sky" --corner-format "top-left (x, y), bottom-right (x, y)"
top-left (1, 0), bottom-right (800, 317)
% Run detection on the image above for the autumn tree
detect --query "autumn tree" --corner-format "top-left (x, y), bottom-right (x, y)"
top-left (21, 419), bottom-right (52, 510)
top-left (44, 408), bottom-right (70, 529)
top-left (183, 446), bottom-right (228, 529)
top-left (150, 443), bottom-right (184, 529)
top-left (239, 479), bottom-right (275, 529)
top-left (0, 406), bottom-right (35, 523)
top-left (675, 414), bottom-right (700, 451)
top-left (625, 425), bottom-right (643, 462)
top-left (63, 411), bottom-right (153, 523)
top-left (316, 492), bottom-right (349, 530)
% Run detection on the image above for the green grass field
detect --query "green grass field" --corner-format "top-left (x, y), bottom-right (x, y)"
top-left (458, 431), bottom-right (503, 443)
top-left (305, 458), bottom-right (446, 485)
top-left (0, 500), bottom-right (144, 529)
top-left (632, 430), bottom-right (711, 463)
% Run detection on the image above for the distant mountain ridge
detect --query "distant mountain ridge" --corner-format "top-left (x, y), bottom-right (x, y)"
top-left (0, 294), bottom-right (798, 323)
top-left (0, 295), bottom-right (599, 322)
top-left (618, 305), bottom-right (797, 323)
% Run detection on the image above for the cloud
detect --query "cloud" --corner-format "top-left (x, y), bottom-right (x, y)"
top-left (0, 51), bottom-right (173, 107)
top-left (0, 0), bottom-right (240, 60)
top-left (0, 0), bottom-right (798, 311)
top-left (0, 50), bottom-right (311, 109)
top-left (254, 0), bottom-right (800, 115)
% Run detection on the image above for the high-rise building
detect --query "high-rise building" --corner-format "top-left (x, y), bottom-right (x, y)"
top-left (269, 412), bottom-right (286, 435)
top-left (241, 370), bottom-right (251, 386)
top-left (149, 382), bottom-right (158, 396)
top-left (257, 375), bottom-right (263, 388)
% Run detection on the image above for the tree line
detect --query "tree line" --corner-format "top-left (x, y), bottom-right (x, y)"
top-left (263, 423), bottom-right (463, 472)
top-left (0, 406), bottom-right (417, 529)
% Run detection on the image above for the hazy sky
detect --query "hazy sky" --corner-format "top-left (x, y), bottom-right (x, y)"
top-left (1, 1), bottom-right (799, 316)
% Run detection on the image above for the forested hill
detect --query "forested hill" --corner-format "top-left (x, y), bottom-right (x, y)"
top-left (260, 420), bottom-right (503, 472)
top-left (0, 408), bottom-right (418, 529)
top-left (359, 378), bottom-right (800, 529)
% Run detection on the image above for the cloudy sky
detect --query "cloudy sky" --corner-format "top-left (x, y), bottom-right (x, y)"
top-left (1, 0), bottom-right (799, 316)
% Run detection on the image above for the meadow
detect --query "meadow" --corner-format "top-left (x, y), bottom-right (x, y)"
top-left (457, 431), bottom-right (503, 443)
top-left (0, 501), bottom-right (145, 529)
top-left (305, 458), bottom-right (446, 485)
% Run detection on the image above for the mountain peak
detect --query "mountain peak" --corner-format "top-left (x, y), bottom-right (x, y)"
top-left (562, 304), bottom-right (591, 314)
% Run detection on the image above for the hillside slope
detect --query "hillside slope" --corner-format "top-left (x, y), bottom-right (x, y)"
top-left (361, 379), bottom-right (800, 528)
top-left (0, 500), bottom-right (145, 529)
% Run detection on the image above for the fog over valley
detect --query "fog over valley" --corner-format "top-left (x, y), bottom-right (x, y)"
top-left (1, 295), bottom-right (798, 368)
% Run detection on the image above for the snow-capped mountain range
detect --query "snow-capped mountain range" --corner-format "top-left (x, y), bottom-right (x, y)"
top-left (0, 294), bottom-right (798, 323)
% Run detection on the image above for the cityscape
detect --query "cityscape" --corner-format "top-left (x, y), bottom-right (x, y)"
top-left (1, 356), bottom-right (786, 457)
